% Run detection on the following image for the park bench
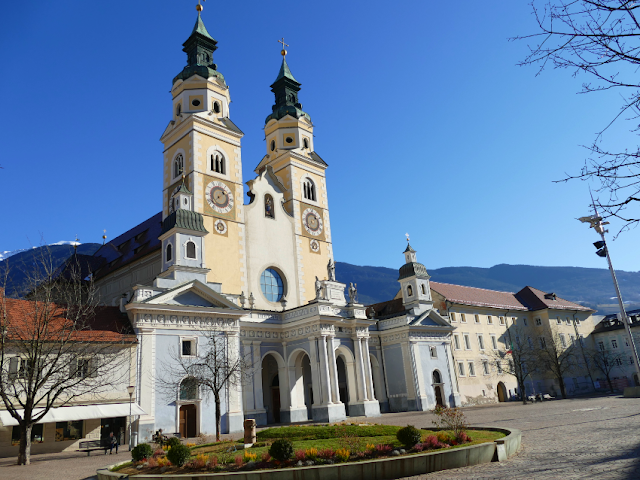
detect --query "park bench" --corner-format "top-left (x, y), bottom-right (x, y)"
top-left (78, 439), bottom-right (108, 456)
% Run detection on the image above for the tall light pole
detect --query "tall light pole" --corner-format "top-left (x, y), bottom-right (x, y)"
top-left (578, 213), bottom-right (640, 384)
top-left (127, 385), bottom-right (135, 451)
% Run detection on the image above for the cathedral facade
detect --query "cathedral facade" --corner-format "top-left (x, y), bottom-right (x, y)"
top-left (90, 11), bottom-right (461, 439)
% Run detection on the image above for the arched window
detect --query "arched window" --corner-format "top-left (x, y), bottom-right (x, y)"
top-left (421, 284), bottom-right (426, 295)
top-left (265, 194), bottom-right (275, 219)
top-left (173, 154), bottom-right (184, 178)
top-left (213, 101), bottom-right (221, 114)
top-left (433, 370), bottom-right (442, 384)
top-left (211, 153), bottom-right (225, 174)
top-left (186, 241), bottom-right (196, 259)
top-left (180, 377), bottom-right (198, 400)
top-left (166, 243), bottom-right (172, 262)
top-left (303, 138), bottom-right (309, 149)
top-left (260, 268), bottom-right (284, 302)
top-left (176, 103), bottom-right (182, 117)
top-left (407, 285), bottom-right (413, 297)
top-left (270, 140), bottom-right (275, 151)
top-left (303, 178), bottom-right (316, 202)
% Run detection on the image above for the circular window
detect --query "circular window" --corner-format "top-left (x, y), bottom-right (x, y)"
top-left (192, 99), bottom-right (201, 107)
top-left (270, 140), bottom-right (275, 151)
top-left (260, 268), bottom-right (284, 302)
top-left (285, 137), bottom-right (293, 144)
top-left (213, 101), bottom-right (221, 114)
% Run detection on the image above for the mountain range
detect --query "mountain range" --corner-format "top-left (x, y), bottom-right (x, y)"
top-left (1, 244), bottom-right (638, 315)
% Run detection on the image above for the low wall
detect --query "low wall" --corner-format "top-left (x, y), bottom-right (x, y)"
top-left (97, 427), bottom-right (521, 480)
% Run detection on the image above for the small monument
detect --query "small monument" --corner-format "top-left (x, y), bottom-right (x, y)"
top-left (243, 418), bottom-right (256, 446)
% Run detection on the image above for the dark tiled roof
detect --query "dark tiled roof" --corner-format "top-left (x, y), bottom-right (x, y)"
top-left (92, 212), bottom-right (162, 280)
top-left (515, 286), bottom-right (592, 312)
top-left (398, 262), bottom-right (429, 280)
top-left (593, 309), bottom-right (640, 333)
top-left (367, 298), bottom-right (406, 319)
top-left (430, 281), bottom-right (528, 311)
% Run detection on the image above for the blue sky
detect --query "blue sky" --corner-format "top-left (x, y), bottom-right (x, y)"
top-left (1, 0), bottom-right (638, 272)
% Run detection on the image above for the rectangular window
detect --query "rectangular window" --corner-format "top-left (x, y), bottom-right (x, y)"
top-left (612, 339), bottom-right (618, 349)
top-left (463, 334), bottom-right (471, 350)
top-left (615, 358), bottom-right (623, 366)
top-left (76, 359), bottom-right (91, 379)
top-left (475, 314), bottom-right (480, 324)
top-left (477, 334), bottom-right (485, 350)
top-left (458, 362), bottom-right (465, 376)
top-left (631, 356), bottom-right (635, 366)
top-left (523, 318), bottom-right (528, 327)
top-left (535, 318), bottom-right (542, 326)
top-left (490, 335), bottom-right (498, 350)
top-left (430, 346), bottom-right (437, 358)
top-left (453, 334), bottom-right (461, 350)
top-left (569, 334), bottom-right (575, 344)
top-left (55, 421), bottom-right (83, 442)
top-left (468, 362), bottom-right (476, 376)
top-left (539, 337), bottom-right (546, 349)
top-left (499, 316), bottom-right (505, 325)
top-left (527, 337), bottom-right (534, 349)
top-left (487, 315), bottom-right (493, 324)
top-left (12, 424), bottom-right (44, 446)
top-left (579, 334), bottom-right (584, 346)
top-left (461, 314), bottom-right (467, 323)
top-left (496, 361), bottom-right (503, 374)
top-left (556, 317), bottom-right (562, 325)
top-left (450, 312), bottom-right (457, 322)
top-left (482, 361), bottom-right (489, 375)
top-left (560, 334), bottom-right (566, 347)
top-left (598, 341), bottom-right (605, 351)
top-left (182, 339), bottom-right (196, 356)
top-left (566, 317), bottom-right (571, 326)
top-left (575, 318), bottom-right (581, 325)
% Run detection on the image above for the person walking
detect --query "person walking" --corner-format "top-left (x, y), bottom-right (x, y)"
top-left (109, 431), bottom-right (118, 454)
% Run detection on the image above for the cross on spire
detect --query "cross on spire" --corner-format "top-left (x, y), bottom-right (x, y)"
top-left (278, 37), bottom-right (289, 56)
top-left (405, 233), bottom-right (410, 243)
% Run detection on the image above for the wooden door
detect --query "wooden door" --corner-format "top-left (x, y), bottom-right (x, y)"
top-left (179, 404), bottom-right (197, 438)
top-left (497, 382), bottom-right (506, 402)
top-left (434, 386), bottom-right (444, 407)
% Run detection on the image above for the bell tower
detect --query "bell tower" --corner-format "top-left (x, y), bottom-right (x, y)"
top-left (160, 6), bottom-right (247, 294)
top-left (256, 45), bottom-right (334, 304)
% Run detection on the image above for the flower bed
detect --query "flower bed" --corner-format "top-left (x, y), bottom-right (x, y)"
top-left (113, 423), bottom-right (504, 476)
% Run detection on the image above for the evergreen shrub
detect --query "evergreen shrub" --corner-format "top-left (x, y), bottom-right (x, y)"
top-left (167, 443), bottom-right (191, 466)
top-left (396, 425), bottom-right (422, 448)
top-left (131, 443), bottom-right (153, 462)
top-left (269, 438), bottom-right (294, 462)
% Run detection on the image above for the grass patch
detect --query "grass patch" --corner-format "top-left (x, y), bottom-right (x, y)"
top-left (256, 424), bottom-right (400, 441)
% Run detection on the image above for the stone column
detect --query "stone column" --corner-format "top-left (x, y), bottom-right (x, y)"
top-left (362, 338), bottom-right (376, 401)
top-left (308, 337), bottom-right (321, 405)
top-left (318, 335), bottom-right (333, 404)
top-left (400, 341), bottom-right (417, 407)
top-left (410, 340), bottom-right (429, 410)
top-left (252, 341), bottom-right (264, 411)
top-left (354, 336), bottom-right (368, 401)
top-left (226, 332), bottom-right (244, 433)
top-left (241, 341), bottom-right (255, 411)
top-left (327, 335), bottom-right (340, 403)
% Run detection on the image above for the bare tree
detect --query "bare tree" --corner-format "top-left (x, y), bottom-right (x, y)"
top-left (589, 346), bottom-right (627, 392)
top-left (0, 249), bottom-right (132, 465)
top-left (486, 323), bottom-right (538, 405)
top-left (533, 329), bottom-right (580, 398)
top-left (516, 1), bottom-right (640, 232)
top-left (158, 328), bottom-right (248, 441)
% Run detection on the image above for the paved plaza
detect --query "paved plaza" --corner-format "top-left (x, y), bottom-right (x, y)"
top-left (1, 395), bottom-right (639, 480)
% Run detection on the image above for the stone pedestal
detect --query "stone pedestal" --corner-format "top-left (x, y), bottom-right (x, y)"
top-left (311, 402), bottom-right (347, 423)
top-left (243, 419), bottom-right (256, 445)
top-left (347, 400), bottom-right (381, 418)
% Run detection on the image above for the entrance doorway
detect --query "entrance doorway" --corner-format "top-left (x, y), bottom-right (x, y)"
top-left (179, 404), bottom-right (197, 438)
top-left (271, 375), bottom-right (281, 423)
top-left (101, 417), bottom-right (126, 446)
top-left (497, 382), bottom-right (507, 402)
top-left (434, 386), bottom-right (444, 407)
top-left (432, 370), bottom-right (444, 407)
top-left (337, 356), bottom-right (350, 416)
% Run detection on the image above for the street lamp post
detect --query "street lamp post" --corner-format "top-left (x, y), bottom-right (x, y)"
top-left (578, 213), bottom-right (640, 384)
top-left (127, 385), bottom-right (135, 451)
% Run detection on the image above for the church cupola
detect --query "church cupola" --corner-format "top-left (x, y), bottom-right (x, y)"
top-left (265, 47), bottom-right (310, 125)
top-left (173, 7), bottom-right (225, 86)
top-left (171, 177), bottom-right (193, 213)
top-left (398, 239), bottom-right (432, 312)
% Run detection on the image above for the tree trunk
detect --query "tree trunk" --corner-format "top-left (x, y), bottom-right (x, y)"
top-left (605, 375), bottom-right (614, 393)
top-left (518, 378), bottom-right (528, 405)
top-left (558, 376), bottom-right (567, 399)
top-left (215, 394), bottom-right (221, 442)
top-left (17, 424), bottom-right (32, 465)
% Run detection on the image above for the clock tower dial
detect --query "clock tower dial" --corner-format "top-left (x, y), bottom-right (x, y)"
top-left (205, 180), bottom-right (234, 214)
top-left (302, 207), bottom-right (323, 236)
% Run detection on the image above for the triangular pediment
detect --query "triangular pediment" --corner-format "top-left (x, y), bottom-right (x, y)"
top-left (412, 309), bottom-right (453, 328)
top-left (144, 280), bottom-right (239, 310)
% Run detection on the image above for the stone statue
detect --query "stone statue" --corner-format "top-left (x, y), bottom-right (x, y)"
top-left (348, 282), bottom-right (358, 304)
top-left (315, 276), bottom-right (323, 300)
top-left (327, 259), bottom-right (336, 281)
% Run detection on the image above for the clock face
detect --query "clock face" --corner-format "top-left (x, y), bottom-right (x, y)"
top-left (214, 219), bottom-right (227, 235)
top-left (205, 180), bottom-right (234, 214)
top-left (302, 208), bottom-right (323, 236)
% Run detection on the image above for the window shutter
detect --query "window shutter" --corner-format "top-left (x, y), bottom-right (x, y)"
top-left (9, 357), bottom-right (18, 378)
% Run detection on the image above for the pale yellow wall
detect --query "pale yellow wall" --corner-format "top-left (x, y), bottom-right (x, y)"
top-left (203, 216), bottom-right (244, 294)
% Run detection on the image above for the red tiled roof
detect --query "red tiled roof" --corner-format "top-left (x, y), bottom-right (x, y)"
top-left (515, 286), bottom-right (593, 312)
top-left (430, 281), bottom-right (528, 311)
top-left (1, 295), bottom-right (136, 343)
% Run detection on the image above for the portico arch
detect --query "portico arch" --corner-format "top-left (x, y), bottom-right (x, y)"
top-left (369, 354), bottom-right (388, 409)
top-left (335, 345), bottom-right (358, 415)
top-left (287, 348), bottom-right (313, 421)
top-left (261, 352), bottom-right (288, 424)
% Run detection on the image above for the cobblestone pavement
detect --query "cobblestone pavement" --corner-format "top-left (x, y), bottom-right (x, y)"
top-left (2, 395), bottom-right (638, 480)
top-left (366, 395), bottom-right (640, 480)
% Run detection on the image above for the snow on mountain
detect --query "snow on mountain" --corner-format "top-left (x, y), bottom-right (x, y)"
top-left (0, 242), bottom-right (82, 261)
